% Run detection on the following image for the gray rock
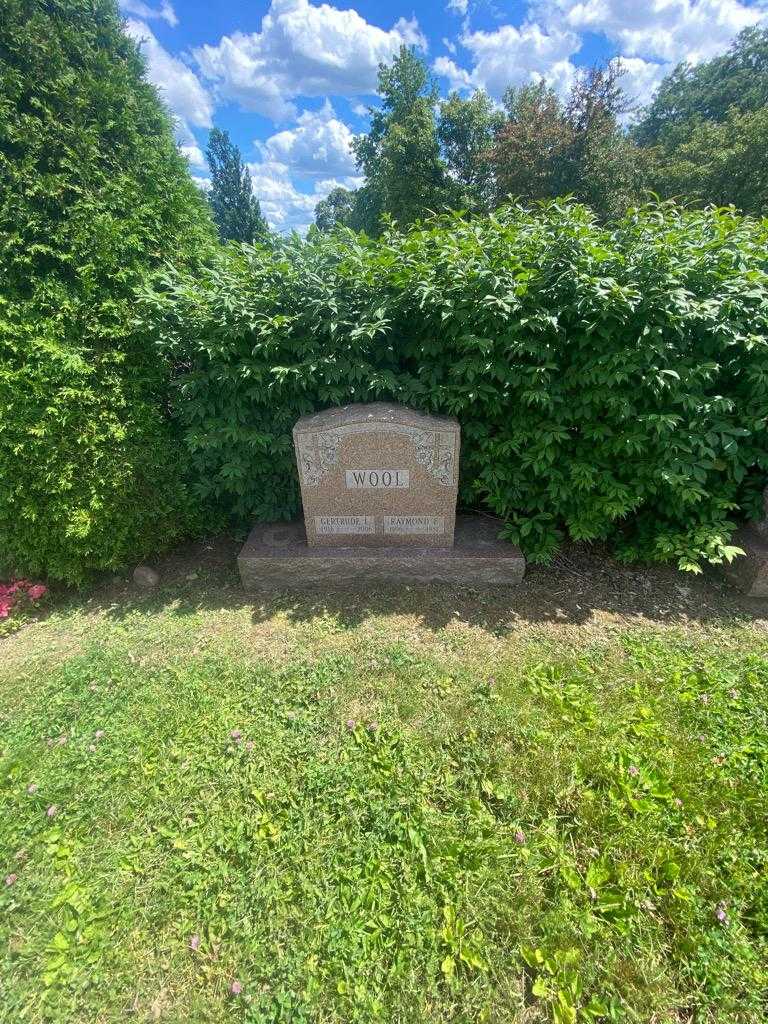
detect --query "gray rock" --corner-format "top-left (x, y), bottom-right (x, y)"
top-left (133, 565), bottom-right (160, 589)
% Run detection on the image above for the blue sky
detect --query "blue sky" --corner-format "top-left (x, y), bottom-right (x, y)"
top-left (119, 0), bottom-right (767, 232)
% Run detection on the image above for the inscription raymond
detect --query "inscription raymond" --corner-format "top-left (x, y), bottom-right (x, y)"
top-left (385, 512), bottom-right (444, 536)
top-left (345, 469), bottom-right (409, 489)
top-left (293, 402), bottom-right (460, 549)
top-left (384, 515), bottom-right (444, 535)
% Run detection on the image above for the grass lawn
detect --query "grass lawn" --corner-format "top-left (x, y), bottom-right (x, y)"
top-left (1, 539), bottom-right (767, 1023)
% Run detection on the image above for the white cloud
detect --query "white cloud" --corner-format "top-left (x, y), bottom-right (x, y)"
top-left (447, 0), bottom-right (469, 13)
top-left (120, 0), bottom-right (178, 27)
top-left (543, 0), bottom-right (765, 64)
top-left (259, 101), bottom-right (357, 176)
top-left (126, 20), bottom-right (213, 169)
top-left (178, 138), bottom-right (207, 169)
top-left (247, 157), bottom-right (362, 233)
top-left (351, 100), bottom-right (370, 117)
top-left (126, 20), bottom-right (213, 127)
top-left (434, 20), bottom-right (581, 98)
top-left (433, 56), bottom-right (473, 91)
top-left (442, 37), bottom-right (458, 54)
top-left (616, 56), bottom-right (670, 111)
top-left (194, 0), bottom-right (427, 120)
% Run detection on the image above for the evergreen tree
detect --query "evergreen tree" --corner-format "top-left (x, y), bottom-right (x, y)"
top-left (206, 127), bottom-right (268, 243)
top-left (0, 0), bottom-right (216, 581)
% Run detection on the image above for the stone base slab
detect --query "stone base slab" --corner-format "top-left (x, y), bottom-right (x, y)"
top-left (723, 524), bottom-right (768, 597)
top-left (238, 515), bottom-right (525, 590)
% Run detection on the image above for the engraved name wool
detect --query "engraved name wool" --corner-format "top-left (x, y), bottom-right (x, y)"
top-left (315, 516), bottom-right (375, 535)
top-left (345, 469), bottom-right (409, 489)
top-left (384, 515), bottom-right (445, 535)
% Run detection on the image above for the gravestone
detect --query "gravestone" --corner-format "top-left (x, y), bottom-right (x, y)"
top-left (238, 401), bottom-right (525, 589)
top-left (294, 403), bottom-right (459, 548)
top-left (723, 486), bottom-right (768, 597)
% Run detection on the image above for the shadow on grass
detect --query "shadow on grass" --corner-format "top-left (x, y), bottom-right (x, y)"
top-left (44, 533), bottom-right (768, 638)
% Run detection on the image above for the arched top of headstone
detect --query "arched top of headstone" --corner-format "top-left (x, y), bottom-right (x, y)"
top-left (293, 401), bottom-right (458, 435)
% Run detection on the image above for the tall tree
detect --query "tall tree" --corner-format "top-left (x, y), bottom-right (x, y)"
top-left (437, 90), bottom-right (505, 212)
top-left (314, 186), bottom-right (356, 232)
top-left (489, 63), bottom-right (644, 219)
top-left (633, 27), bottom-right (768, 148)
top-left (489, 81), bottom-right (571, 202)
top-left (206, 127), bottom-right (268, 243)
top-left (633, 28), bottom-right (768, 215)
top-left (351, 47), bottom-right (448, 233)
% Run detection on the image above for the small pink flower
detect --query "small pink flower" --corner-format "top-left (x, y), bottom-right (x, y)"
top-left (487, 676), bottom-right (496, 687)
top-left (57, 735), bottom-right (67, 746)
top-left (628, 765), bottom-right (639, 777)
top-left (729, 689), bottom-right (739, 700)
top-left (245, 740), bottom-right (255, 752)
top-left (88, 743), bottom-right (96, 753)
top-left (368, 720), bottom-right (379, 733)
top-left (699, 693), bottom-right (709, 705)
top-left (26, 783), bottom-right (38, 795)
top-left (94, 730), bottom-right (105, 740)
top-left (5, 873), bottom-right (17, 886)
top-left (189, 933), bottom-right (201, 952)
top-left (229, 980), bottom-right (243, 996)
top-left (715, 903), bottom-right (728, 924)
top-left (27, 584), bottom-right (47, 601)
top-left (513, 829), bottom-right (526, 845)
top-left (346, 719), bottom-right (356, 731)
top-left (46, 804), bottom-right (58, 818)
top-left (230, 729), bottom-right (241, 742)
top-left (674, 797), bottom-right (683, 808)
top-left (0, 602), bottom-right (10, 619)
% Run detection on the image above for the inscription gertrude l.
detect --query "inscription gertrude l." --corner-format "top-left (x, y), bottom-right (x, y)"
top-left (345, 469), bottom-right (409, 490)
top-left (315, 515), bottom-right (374, 535)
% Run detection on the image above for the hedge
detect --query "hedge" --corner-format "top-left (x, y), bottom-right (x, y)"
top-left (139, 201), bottom-right (768, 572)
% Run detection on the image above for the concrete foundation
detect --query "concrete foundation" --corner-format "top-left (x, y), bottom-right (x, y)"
top-left (238, 514), bottom-right (525, 590)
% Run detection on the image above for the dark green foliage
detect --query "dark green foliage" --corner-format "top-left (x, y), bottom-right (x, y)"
top-left (0, 0), bottom-right (216, 582)
top-left (205, 126), bottom-right (269, 243)
top-left (437, 90), bottom-right (504, 212)
top-left (141, 201), bottom-right (768, 572)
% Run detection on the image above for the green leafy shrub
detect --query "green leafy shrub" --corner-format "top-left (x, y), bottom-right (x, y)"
top-left (141, 201), bottom-right (768, 570)
top-left (0, 0), bottom-right (216, 583)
